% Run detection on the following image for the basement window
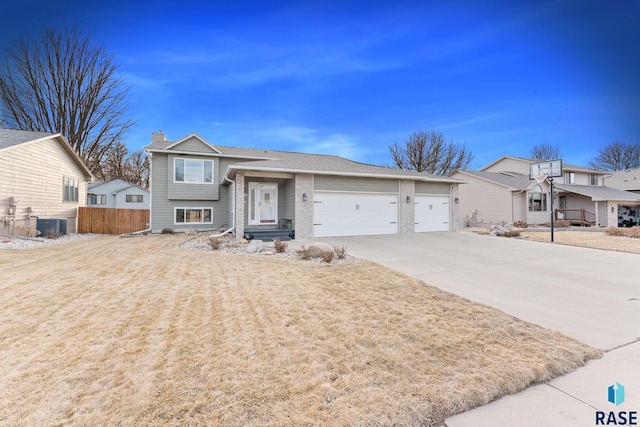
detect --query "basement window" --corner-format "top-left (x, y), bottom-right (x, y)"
top-left (175, 207), bottom-right (213, 224)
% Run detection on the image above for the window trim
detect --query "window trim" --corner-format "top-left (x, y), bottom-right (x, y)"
top-left (173, 158), bottom-right (214, 184)
top-left (565, 172), bottom-right (575, 184)
top-left (174, 207), bottom-right (213, 225)
top-left (90, 194), bottom-right (107, 205)
top-left (528, 184), bottom-right (547, 212)
top-left (126, 194), bottom-right (144, 203)
top-left (63, 177), bottom-right (79, 203)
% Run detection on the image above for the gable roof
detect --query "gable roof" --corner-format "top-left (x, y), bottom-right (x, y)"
top-left (555, 184), bottom-right (640, 202)
top-left (0, 128), bottom-right (93, 178)
top-left (145, 134), bottom-right (466, 184)
top-left (604, 169), bottom-right (640, 191)
top-left (453, 170), bottom-right (531, 190)
top-left (482, 155), bottom-right (605, 174)
top-left (87, 178), bottom-right (149, 194)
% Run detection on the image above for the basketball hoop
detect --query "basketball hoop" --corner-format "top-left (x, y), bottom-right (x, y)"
top-left (533, 174), bottom-right (548, 184)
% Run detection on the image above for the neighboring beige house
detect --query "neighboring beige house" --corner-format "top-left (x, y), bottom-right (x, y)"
top-left (450, 156), bottom-right (640, 228)
top-left (88, 178), bottom-right (150, 209)
top-left (0, 129), bottom-right (93, 234)
top-left (145, 131), bottom-right (465, 239)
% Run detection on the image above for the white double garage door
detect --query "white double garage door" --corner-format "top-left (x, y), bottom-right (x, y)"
top-left (313, 192), bottom-right (449, 238)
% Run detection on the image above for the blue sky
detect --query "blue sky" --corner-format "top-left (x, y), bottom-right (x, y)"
top-left (1, 0), bottom-right (639, 169)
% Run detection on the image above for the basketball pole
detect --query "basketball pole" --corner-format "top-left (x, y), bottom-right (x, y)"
top-left (550, 177), bottom-right (555, 243)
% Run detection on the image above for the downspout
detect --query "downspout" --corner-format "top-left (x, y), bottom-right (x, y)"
top-left (208, 175), bottom-right (236, 237)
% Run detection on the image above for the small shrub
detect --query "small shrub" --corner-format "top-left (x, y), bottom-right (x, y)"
top-left (161, 228), bottom-right (175, 234)
top-left (513, 221), bottom-right (528, 229)
top-left (208, 237), bottom-right (223, 250)
top-left (296, 246), bottom-right (312, 260)
top-left (333, 245), bottom-right (347, 259)
top-left (14, 226), bottom-right (40, 237)
top-left (44, 228), bottom-right (59, 239)
top-left (502, 230), bottom-right (521, 238)
top-left (606, 226), bottom-right (640, 238)
top-left (273, 238), bottom-right (288, 253)
top-left (321, 250), bottom-right (334, 263)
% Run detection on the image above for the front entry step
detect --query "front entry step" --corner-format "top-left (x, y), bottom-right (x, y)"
top-left (243, 229), bottom-right (294, 242)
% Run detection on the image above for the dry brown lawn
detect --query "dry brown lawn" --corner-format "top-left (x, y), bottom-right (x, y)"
top-left (0, 235), bottom-right (600, 426)
top-left (521, 230), bottom-right (640, 254)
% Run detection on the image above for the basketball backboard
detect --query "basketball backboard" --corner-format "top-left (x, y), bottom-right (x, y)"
top-left (529, 159), bottom-right (563, 179)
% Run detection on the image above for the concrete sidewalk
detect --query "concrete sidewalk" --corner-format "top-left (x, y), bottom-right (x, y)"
top-left (296, 232), bottom-right (640, 426)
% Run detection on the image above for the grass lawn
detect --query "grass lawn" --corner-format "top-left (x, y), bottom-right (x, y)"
top-left (521, 230), bottom-right (640, 254)
top-left (0, 235), bottom-right (600, 426)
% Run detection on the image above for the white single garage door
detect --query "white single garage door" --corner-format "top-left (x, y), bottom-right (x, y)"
top-left (313, 192), bottom-right (398, 237)
top-left (415, 195), bottom-right (449, 232)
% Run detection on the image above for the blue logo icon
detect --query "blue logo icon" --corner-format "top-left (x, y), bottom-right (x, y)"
top-left (609, 382), bottom-right (625, 406)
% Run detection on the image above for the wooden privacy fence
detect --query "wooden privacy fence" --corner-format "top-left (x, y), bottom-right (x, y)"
top-left (78, 207), bottom-right (150, 234)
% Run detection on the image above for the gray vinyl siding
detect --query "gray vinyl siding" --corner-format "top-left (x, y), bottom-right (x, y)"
top-left (167, 154), bottom-right (220, 200)
top-left (0, 137), bottom-right (89, 233)
top-left (513, 193), bottom-right (527, 222)
top-left (314, 175), bottom-right (399, 193)
top-left (415, 181), bottom-right (450, 195)
top-left (173, 135), bottom-right (219, 153)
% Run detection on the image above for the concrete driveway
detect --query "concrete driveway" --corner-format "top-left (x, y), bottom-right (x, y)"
top-left (304, 232), bottom-right (640, 426)
top-left (310, 232), bottom-right (640, 351)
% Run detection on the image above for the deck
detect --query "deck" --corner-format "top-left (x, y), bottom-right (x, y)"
top-left (555, 209), bottom-right (596, 226)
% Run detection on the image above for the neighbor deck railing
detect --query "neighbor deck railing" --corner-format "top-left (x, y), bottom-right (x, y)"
top-left (555, 209), bottom-right (596, 226)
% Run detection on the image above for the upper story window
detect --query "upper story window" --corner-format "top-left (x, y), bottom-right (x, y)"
top-left (565, 172), bottom-right (575, 184)
top-left (63, 177), bottom-right (79, 202)
top-left (590, 174), bottom-right (598, 186)
top-left (126, 195), bottom-right (144, 203)
top-left (174, 158), bottom-right (213, 184)
top-left (528, 185), bottom-right (547, 212)
top-left (90, 194), bottom-right (106, 205)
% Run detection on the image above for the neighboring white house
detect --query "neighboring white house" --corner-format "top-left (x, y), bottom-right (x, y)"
top-left (0, 129), bottom-right (93, 234)
top-left (450, 156), bottom-right (640, 228)
top-left (87, 178), bottom-right (150, 209)
top-left (145, 131), bottom-right (466, 239)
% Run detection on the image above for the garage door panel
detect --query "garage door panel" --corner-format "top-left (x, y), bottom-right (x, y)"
top-left (313, 192), bottom-right (398, 237)
top-left (415, 195), bottom-right (449, 232)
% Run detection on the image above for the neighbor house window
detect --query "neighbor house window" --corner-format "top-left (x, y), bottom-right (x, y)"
top-left (528, 185), bottom-right (547, 211)
top-left (63, 177), bottom-right (79, 202)
top-left (126, 194), bottom-right (143, 203)
top-left (175, 208), bottom-right (213, 224)
top-left (590, 174), bottom-right (598, 185)
top-left (565, 172), bottom-right (575, 184)
top-left (90, 194), bottom-right (106, 205)
top-left (174, 158), bottom-right (213, 183)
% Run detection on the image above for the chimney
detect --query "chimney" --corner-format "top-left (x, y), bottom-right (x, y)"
top-left (152, 130), bottom-right (167, 145)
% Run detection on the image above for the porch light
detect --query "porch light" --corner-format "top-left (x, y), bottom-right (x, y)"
top-left (612, 206), bottom-right (615, 213)
top-left (406, 195), bottom-right (411, 204)
top-left (455, 197), bottom-right (459, 204)
top-left (302, 193), bottom-right (308, 202)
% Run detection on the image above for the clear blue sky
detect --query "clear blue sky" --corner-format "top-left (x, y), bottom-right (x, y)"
top-left (2, 0), bottom-right (639, 169)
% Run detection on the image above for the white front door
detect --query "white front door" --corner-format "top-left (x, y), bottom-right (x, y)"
top-left (248, 183), bottom-right (278, 225)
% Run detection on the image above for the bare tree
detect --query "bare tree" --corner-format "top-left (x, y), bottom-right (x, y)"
top-left (530, 142), bottom-right (561, 160)
top-left (588, 141), bottom-right (640, 171)
top-left (390, 129), bottom-right (474, 175)
top-left (98, 141), bottom-right (149, 188)
top-left (0, 25), bottom-right (133, 174)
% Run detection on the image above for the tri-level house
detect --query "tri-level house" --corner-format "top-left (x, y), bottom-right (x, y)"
top-left (144, 131), bottom-right (465, 239)
top-left (450, 156), bottom-right (640, 227)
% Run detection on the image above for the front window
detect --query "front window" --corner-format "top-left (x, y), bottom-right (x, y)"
top-left (90, 194), bottom-right (106, 205)
top-left (175, 207), bottom-right (213, 224)
top-left (565, 172), bottom-right (575, 184)
top-left (528, 185), bottom-right (547, 211)
top-left (174, 158), bottom-right (213, 183)
top-left (590, 174), bottom-right (598, 185)
top-left (63, 177), bottom-right (79, 202)
top-left (126, 195), bottom-right (143, 203)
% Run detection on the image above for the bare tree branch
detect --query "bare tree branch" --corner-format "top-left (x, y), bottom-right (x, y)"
top-left (389, 129), bottom-right (474, 175)
top-left (530, 142), bottom-right (561, 160)
top-left (0, 25), bottom-right (133, 175)
top-left (588, 141), bottom-right (640, 171)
